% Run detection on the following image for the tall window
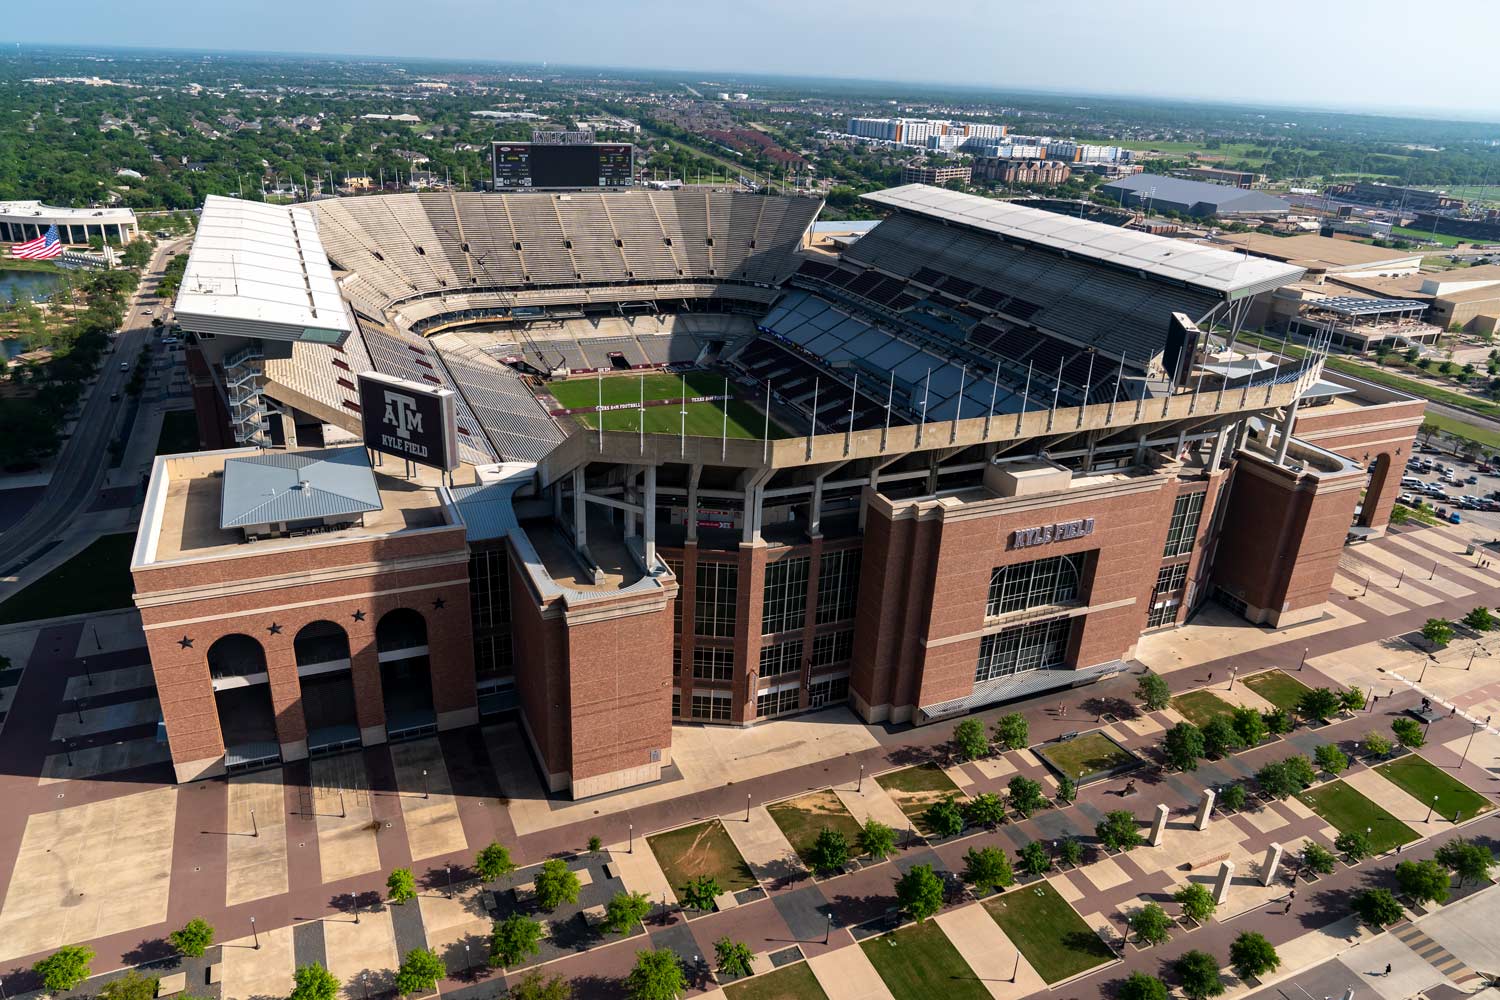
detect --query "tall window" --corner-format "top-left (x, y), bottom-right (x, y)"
top-left (666, 558), bottom-right (683, 628)
top-left (756, 687), bottom-right (800, 717)
top-left (671, 691), bottom-right (681, 717)
top-left (816, 549), bottom-right (862, 624)
top-left (808, 675), bottom-right (849, 705)
top-left (695, 562), bottom-right (738, 638)
top-left (1163, 492), bottom-right (1206, 557)
top-left (1155, 563), bottom-right (1189, 595)
top-left (759, 639), bottom-right (803, 678)
top-left (474, 633), bottom-right (512, 679)
top-left (987, 553), bottom-right (1085, 617)
top-left (975, 617), bottom-right (1073, 682)
top-left (692, 646), bottom-right (734, 682)
top-left (1147, 601), bottom-right (1178, 628)
top-left (691, 691), bottom-right (732, 721)
top-left (468, 548), bottom-right (510, 630)
top-left (810, 630), bottom-right (854, 668)
top-left (762, 556), bottom-right (809, 635)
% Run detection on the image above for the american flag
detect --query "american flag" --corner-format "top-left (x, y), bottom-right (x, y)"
top-left (9, 224), bottom-right (64, 260)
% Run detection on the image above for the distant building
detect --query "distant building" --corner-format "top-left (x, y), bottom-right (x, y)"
top-left (1325, 182), bottom-right (1463, 212)
top-left (845, 117), bottom-right (1005, 146)
top-left (1410, 212), bottom-right (1500, 244)
top-left (1172, 166), bottom-right (1265, 189)
top-left (361, 113), bottom-right (422, 123)
top-left (1100, 174), bottom-right (1290, 218)
top-left (0, 200), bottom-right (137, 244)
top-left (900, 162), bottom-right (972, 186)
top-left (974, 158), bottom-right (1072, 187)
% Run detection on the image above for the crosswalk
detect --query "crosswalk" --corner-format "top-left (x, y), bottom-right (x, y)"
top-left (1390, 918), bottom-right (1484, 986)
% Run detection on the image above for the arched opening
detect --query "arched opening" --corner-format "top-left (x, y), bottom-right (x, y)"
top-left (376, 608), bottom-right (435, 739)
top-left (295, 621), bottom-right (360, 754)
top-left (1359, 451), bottom-right (1398, 530)
top-left (207, 634), bottom-right (279, 771)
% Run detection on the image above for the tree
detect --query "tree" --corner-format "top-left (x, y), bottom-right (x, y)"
top-left (1130, 903), bottom-right (1172, 946)
top-left (475, 841), bottom-right (518, 882)
top-left (858, 819), bottom-right (896, 860)
top-left (1339, 688), bottom-right (1366, 714)
top-left (680, 875), bottom-right (722, 912)
top-left (715, 937), bottom-right (754, 979)
top-left (1314, 744), bottom-right (1348, 776)
top-left (1435, 839), bottom-right (1495, 886)
top-left (1464, 606), bottom-right (1495, 631)
top-left (1096, 810), bottom-right (1142, 852)
top-left (507, 970), bottom-right (572, 1000)
top-left (626, 949), bottom-right (685, 1000)
top-left (1396, 859), bottom-right (1451, 906)
top-left (1335, 830), bottom-right (1373, 863)
top-left (1118, 972), bottom-right (1170, 1000)
top-left (896, 863), bottom-right (945, 921)
top-left (1423, 617), bottom-right (1453, 648)
top-left (964, 792), bottom-right (1006, 829)
top-left (1391, 717), bottom-right (1426, 749)
top-left (1229, 932), bottom-right (1280, 982)
top-left (1352, 888), bottom-right (1404, 928)
top-left (1298, 688), bottom-right (1342, 723)
top-left (1219, 783), bottom-right (1247, 812)
top-left (34, 944), bottom-right (94, 992)
top-left (1175, 950), bottom-right (1226, 1000)
top-left (962, 845), bottom-right (1014, 895)
top-left (289, 963), bottom-right (340, 1000)
top-left (1262, 708), bottom-right (1293, 736)
top-left (992, 712), bottom-right (1029, 751)
top-left (587, 835), bottom-right (603, 854)
top-left (395, 947), bottom-right (446, 996)
top-left (602, 890), bottom-right (652, 935)
top-left (1363, 731), bottom-right (1393, 758)
top-left (808, 828), bottom-right (851, 874)
top-left (923, 795), bottom-right (966, 838)
top-left (1202, 716), bottom-right (1242, 758)
top-left (1300, 842), bottom-right (1336, 876)
top-left (387, 867), bottom-right (417, 904)
top-left (953, 718), bottom-right (990, 761)
top-left (534, 859), bottom-right (582, 911)
top-left (1055, 774), bottom-right (1077, 804)
top-left (489, 914), bottom-right (543, 968)
top-left (1008, 776), bottom-right (1047, 818)
top-left (1164, 722), bottom-right (1206, 771)
top-left (1175, 882), bottom-right (1217, 924)
top-left (1136, 671), bottom-right (1171, 711)
top-left (1018, 840), bottom-right (1052, 877)
top-left (99, 971), bottom-right (159, 1000)
top-left (169, 917), bottom-right (215, 958)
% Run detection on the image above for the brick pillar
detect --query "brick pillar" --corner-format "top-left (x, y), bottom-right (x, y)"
top-left (349, 644), bottom-right (387, 746)
top-left (145, 629), bottom-right (226, 782)
top-left (263, 643), bottom-right (308, 763)
top-left (425, 593), bottom-right (478, 731)
top-left (679, 543), bottom-right (697, 713)
top-left (799, 535), bottom-right (825, 709)
top-left (735, 542), bottom-right (768, 723)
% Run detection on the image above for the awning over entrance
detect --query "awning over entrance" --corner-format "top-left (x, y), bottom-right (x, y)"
top-left (917, 659), bottom-right (1130, 725)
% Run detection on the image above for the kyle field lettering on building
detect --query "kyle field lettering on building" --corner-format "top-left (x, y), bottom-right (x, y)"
top-left (1011, 517), bottom-right (1095, 549)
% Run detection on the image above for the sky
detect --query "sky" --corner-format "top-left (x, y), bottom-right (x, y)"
top-left (8, 0), bottom-right (1500, 119)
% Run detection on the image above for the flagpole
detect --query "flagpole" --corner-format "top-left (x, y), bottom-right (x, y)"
top-left (951, 365), bottom-right (965, 443)
top-left (763, 379), bottom-right (771, 463)
top-left (917, 368), bottom-right (930, 446)
top-left (986, 371), bottom-right (997, 440)
top-left (1017, 361), bottom-right (1032, 436)
top-left (597, 374), bottom-right (603, 449)
top-left (882, 370), bottom-right (894, 451)
top-left (721, 376), bottom-right (728, 459)
top-left (845, 372), bottom-right (858, 456)
top-left (639, 373), bottom-right (645, 455)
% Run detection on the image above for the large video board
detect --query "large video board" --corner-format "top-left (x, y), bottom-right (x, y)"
top-left (491, 142), bottom-right (634, 190)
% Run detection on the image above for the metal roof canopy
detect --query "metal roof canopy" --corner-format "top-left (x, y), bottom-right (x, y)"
top-left (1312, 296), bottom-right (1429, 317)
top-left (862, 185), bottom-right (1305, 300)
top-left (220, 447), bottom-right (382, 529)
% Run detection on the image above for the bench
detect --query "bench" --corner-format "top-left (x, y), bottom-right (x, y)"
top-left (157, 972), bottom-right (187, 997)
top-left (1183, 850), bottom-right (1232, 872)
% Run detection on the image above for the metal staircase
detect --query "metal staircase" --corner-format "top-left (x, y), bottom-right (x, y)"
top-left (224, 343), bottom-right (269, 447)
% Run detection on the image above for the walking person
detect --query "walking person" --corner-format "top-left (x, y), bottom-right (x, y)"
top-left (1283, 898), bottom-right (1293, 915)
top-left (1384, 963), bottom-right (1392, 977)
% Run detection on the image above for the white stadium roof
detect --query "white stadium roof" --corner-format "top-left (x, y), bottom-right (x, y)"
top-left (862, 185), bottom-right (1305, 299)
top-left (0, 200), bottom-right (136, 223)
top-left (174, 195), bottom-right (351, 344)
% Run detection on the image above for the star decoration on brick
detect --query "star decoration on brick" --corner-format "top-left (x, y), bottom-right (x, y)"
top-left (352, 609), bottom-right (366, 622)
top-left (431, 597), bottom-right (446, 610)
top-left (177, 636), bottom-right (194, 649)
top-left (267, 623), bottom-right (283, 635)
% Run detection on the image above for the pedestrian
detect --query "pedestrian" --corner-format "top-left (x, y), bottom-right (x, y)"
top-left (1288, 889), bottom-right (1296, 903)
top-left (1284, 899), bottom-right (1293, 915)
top-left (1059, 701), bottom-right (1067, 718)
top-left (1384, 963), bottom-right (1392, 977)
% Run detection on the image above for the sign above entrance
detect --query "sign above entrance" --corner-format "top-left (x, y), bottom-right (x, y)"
top-left (1011, 517), bottom-right (1095, 550)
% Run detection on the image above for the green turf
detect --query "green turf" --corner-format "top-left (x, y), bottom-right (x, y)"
top-left (1297, 780), bottom-right (1419, 854)
top-left (546, 370), bottom-right (792, 439)
top-left (0, 533), bottom-right (137, 625)
top-left (155, 409), bottom-right (200, 455)
top-left (766, 789), bottom-right (866, 867)
top-left (983, 882), bottom-right (1115, 984)
top-left (724, 962), bottom-right (830, 1000)
top-left (860, 921), bottom-right (990, 1000)
top-left (1375, 755), bottom-right (1493, 823)
top-left (1390, 226), bottom-right (1470, 248)
top-left (1171, 690), bottom-right (1238, 728)
top-left (1036, 731), bottom-right (1137, 782)
top-left (645, 819), bottom-right (758, 899)
top-left (875, 764), bottom-right (964, 833)
top-left (1242, 671), bottom-right (1314, 713)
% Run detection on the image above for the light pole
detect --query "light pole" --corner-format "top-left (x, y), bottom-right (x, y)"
top-left (251, 807), bottom-right (259, 838)
top-left (251, 916), bottom-right (259, 950)
top-left (1468, 644), bottom-right (1485, 671)
top-left (1228, 665), bottom-right (1238, 692)
top-left (340, 790), bottom-right (347, 819)
top-left (1420, 655), bottom-right (1433, 685)
top-left (422, 769), bottom-right (429, 800)
top-left (824, 912), bottom-right (832, 944)
top-left (463, 942), bottom-right (471, 977)
top-left (858, 762), bottom-right (864, 793)
top-left (76, 697), bottom-right (86, 725)
top-left (64, 740), bottom-right (73, 767)
top-left (1427, 794), bottom-right (1438, 824)
top-left (353, 892), bottom-right (360, 925)
top-left (746, 793), bottom-right (751, 822)
top-left (446, 864), bottom-right (453, 899)
top-left (1298, 647), bottom-right (1308, 672)
top-left (1460, 716), bottom-right (1489, 768)
top-left (629, 823), bottom-right (634, 854)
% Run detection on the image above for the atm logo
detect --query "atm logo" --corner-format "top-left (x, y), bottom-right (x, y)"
top-left (381, 391), bottom-right (429, 458)
top-left (1011, 517), bottom-right (1094, 549)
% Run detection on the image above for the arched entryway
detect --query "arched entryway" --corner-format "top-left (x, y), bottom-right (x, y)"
top-left (208, 633), bottom-right (280, 771)
top-left (376, 608), bottom-right (435, 740)
top-left (295, 620), bottom-right (361, 754)
top-left (1359, 451), bottom-right (1399, 532)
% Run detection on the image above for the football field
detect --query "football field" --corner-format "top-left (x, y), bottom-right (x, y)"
top-left (547, 370), bottom-right (792, 439)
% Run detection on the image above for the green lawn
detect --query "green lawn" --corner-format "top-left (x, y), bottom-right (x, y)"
top-left (860, 921), bottom-right (990, 1000)
top-left (724, 962), bottom-right (830, 1000)
top-left (1171, 690), bottom-right (1238, 729)
top-left (155, 409), bottom-right (200, 455)
top-left (1242, 670), bottom-right (1314, 713)
top-left (983, 882), bottom-right (1115, 984)
top-left (875, 764), bottom-right (964, 833)
top-left (1297, 781), bottom-right (1419, 854)
top-left (1376, 755), bottom-right (1494, 823)
top-left (1391, 226), bottom-right (1470, 248)
top-left (547, 370), bottom-right (791, 439)
top-left (766, 789), bottom-right (866, 868)
top-left (645, 819), bottom-right (758, 899)
top-left (1036, 731), bottom-right (1137, 783)
top-left (0, 533), bottom-right (137, 626)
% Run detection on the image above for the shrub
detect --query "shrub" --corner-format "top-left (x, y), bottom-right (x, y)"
top-left (1435, 838), bottom-right (1495, 886)
top-left (534, 859), bottom-right (582, 911)
top-left (1314, 744), bottom-right (1349, 776)
top-left (992, 712), bottom-right (1029, 751)
top-left (395, 947), bottom-right (446, 996)
top-left (1130, 902), bottom-right (1172, 946)
top-left (1175, 882), bottom-right (1216, 923)
top-left (1136, 672), bottom-right (1171, 711)
top-left (1229, 932), bottom-right (1280, 982)
top-left (1298, 687), bottom-right (1342, 723)
top-left (507, 971), bottom-right (571, 1000)
top-left (1164, 722), bottom-right (1206, 772)
top-left (1340, 688), bottom-right (1365, 714)
top-left (387, 867), bottom-right (417, 904)
top-left (1231, 706), bottom-right (1268, 747)
top-left (289, 963), bottom-right (340, 1000)
top-left (1007, 776), bottom-right (1047, 818)
top-left (1423, 617), bottom-right (1453, 648)
top-left (896, 863), bottom-right (945, 921)
top-left (858, 819), bottom-right (896, 860)
top-left (1057, 836), bottom-right (1085, 867)
top-left (475, 842), bottom-right (517, 881)
top-left (1055, 774), bottom-right (1077, 804)
top-left (1119, 972), bottom-right (1170, 1000)
top-left (1335, 830), bottom-right (1373, 863)
top-left (1263, 708), bottom-right (1293, 735)
top-left (962, 845), bottom-right (1014, 895)
top-left (808, 828), bottom-right (851, 874)
top-left (923, 795), bottom-right (967, 838)
top-left (1363, 731), bottom-right (1393, 758)
top-left (169, 917), bottom-right (215, 958)
top-left (680, 874), bottom-right (722, 912)
top-left (715, 937), bottom-right (754, 979)
top-left (1255, 761), bottom-right (1298, 800)
top-left (489, 914), bottom-right (544, 968)
top-left (587, 835), bottom-right (603, 854)
top-left (1395, 859), bottom-right (1451, 906)
top-left (1018, 840), bottom-right (1052, 877)
top-left (1352, 888), bottom-right (1404, 928)
top-left (1175, 950), bottom-right (1226, 1000)
top-left (1300, 842), bottom-right (1336, 875)
top-left (1392, 717), bottom-right (1426, 749)
top-left (1219, 782), bottom-right (1247, 812)
top-left (953, 718), bottom-right (990, 761)
top-left (1096, 809), bottom-right (1142, 852)
top-left (1202, 716), bottom-right (1242, 758)
top-left (1464, 606), bottom-right (1495, 631)
top-left (626, 949), bottom-right (685, 1000)
top-left (965, 792), bottom-right (1006, 829)
top-left (602, 890), bottom-right (652, 935)
top-left (99, 972), bottom-right (159, 1000)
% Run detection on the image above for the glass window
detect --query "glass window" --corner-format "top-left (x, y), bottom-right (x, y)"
top-left (759, 639), bottom-right (803, 678)
top-left (468, 548), bottom-right (510, 630)
top-left (975, 617), bottom-right (1073, 682)
top-left (762, 556), bottom-right (810, 635)
top-left (987, 553), bottom-right (1086, 617)
top-left (1147, 601), bottom-right (1179, 628)
top-left (671, 692), bottom-right (681, 717)
top-left (690, 691), bottom-right (732, 721)
top-left (756, 686), bottom-right (801, 717)
top-left (1155, 562), bottom-right (1189, 595)
top-left (808, 675), bottom-right (850, 705)
top-left (816, 549), bottom-right (862, 624)
top-left (1163, 492), bottom-right (1206, 558)
top-left (810, 629), bottom-right (854, 668)
top-left (692, 646), bottom-right (734, 682)
top-left (473, 632), bottom-right (512, 679)
top-left (666, 558), bottom-right (683, 628)
top-left (695, 561), bottom-right (738, 638)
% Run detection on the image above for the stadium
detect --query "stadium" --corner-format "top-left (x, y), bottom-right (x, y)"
top-left (133, 176), bottom-right (1425, 796)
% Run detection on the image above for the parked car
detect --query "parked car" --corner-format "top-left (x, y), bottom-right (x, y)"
top-left (1449, 511), bottom-right (1463, 524)
top-left (119, 361), bottom-right (129, 371)
top-left (1467, 475), bottom-right (1479, 484)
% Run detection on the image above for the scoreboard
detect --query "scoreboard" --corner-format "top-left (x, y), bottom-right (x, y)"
top-left (491, 142), bottom-right (634, 190)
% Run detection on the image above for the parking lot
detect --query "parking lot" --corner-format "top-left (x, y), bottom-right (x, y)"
top-left (1396, 446), bottom-right (1500, 542)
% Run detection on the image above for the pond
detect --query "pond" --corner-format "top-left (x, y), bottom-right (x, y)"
top-left (0, 267), bottom-right (65, 304)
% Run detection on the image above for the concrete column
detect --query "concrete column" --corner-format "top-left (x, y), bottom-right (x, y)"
top-left (1274, 398), bottom-right (1301, 466)
top-left (643, 465), bottom-right (657, 568)
top-left (1208, 425), bottom-right (1230, 472)
top-left (810, 476), bottom-right (824, 536)
top-left (1149, 803), bottom-right (1169, 847)
top-left (1134, 430), bottom-right (1149, 465)
top-left (1212, 860), bottom-right (1235, 904)
top-left (1261, 842), bottom-right (1283, 887)
top-left (1195, 788), bottom-right (1216, 830)
top-left (685, 464), bottom-right (701, 543)
top-left (572, 468), bottom-right (587, 551)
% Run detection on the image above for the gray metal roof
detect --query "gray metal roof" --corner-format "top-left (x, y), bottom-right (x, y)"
top-left (861, 185), bottom-right (1304, 298)
top-left (1313, 296), bottom-right (1428, 317)
top-left (220, 447), bottom-right (382, 528)
top-left (1099, 174), bottom-right (1292, 215)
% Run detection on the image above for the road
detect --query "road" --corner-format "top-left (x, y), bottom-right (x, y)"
top-left (0, 238), bottom-right (187, 577)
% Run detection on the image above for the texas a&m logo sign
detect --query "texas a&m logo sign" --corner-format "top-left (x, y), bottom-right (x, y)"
top-left (358, 371), bottom-right (459, 471)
